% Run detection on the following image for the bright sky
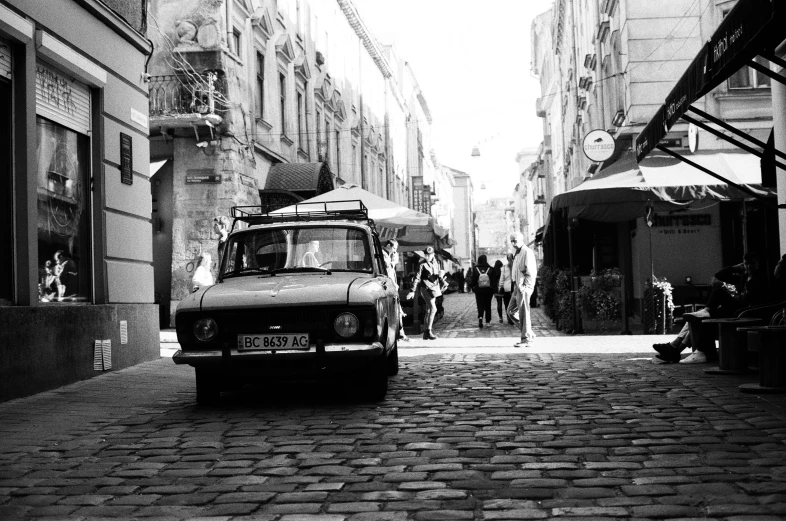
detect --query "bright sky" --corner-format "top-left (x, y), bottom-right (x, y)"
top-left (351, 0), bottom-right (553, 198)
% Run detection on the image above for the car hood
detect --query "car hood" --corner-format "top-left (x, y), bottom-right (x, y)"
top-left (184, 272), bottom-right (384, 311)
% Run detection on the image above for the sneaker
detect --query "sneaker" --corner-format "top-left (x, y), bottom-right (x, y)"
top-left (653, 352), bottom-right (680, 364)
top-left (683, 307), bottom-right (711, 323)
top-left (679, 351), bottom-right (707, 364)
top-left (514, 341), bottom-right (530, 348)
top-left (479, 318), bottom-right (483, 329)
top-left (399, 334), bottom-right (410, 342)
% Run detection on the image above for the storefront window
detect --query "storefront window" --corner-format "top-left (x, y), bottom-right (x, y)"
top-left (36, 117), bottom-right (90, 303)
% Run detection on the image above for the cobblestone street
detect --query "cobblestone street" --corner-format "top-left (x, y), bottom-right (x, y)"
top-left (1, 293), bottom-right (786, 520)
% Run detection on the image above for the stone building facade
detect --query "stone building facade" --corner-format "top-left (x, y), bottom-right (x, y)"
top-left (147, 0), bottom-right (441, 325)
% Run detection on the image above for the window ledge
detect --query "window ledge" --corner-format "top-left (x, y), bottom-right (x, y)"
top-left (280, 134), bottom-right (294, 147)
top-left (715, 89), bottom-right (771, 102)
top-left (256, 118), bottom-right (273, 131)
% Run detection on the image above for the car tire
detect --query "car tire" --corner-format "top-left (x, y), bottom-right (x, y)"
top-left (387, 341), bottom-right (399, 376)
top-left (195, 367), bottom-right (220, 405)
top-left (365, 355), bottom-right (388, 401)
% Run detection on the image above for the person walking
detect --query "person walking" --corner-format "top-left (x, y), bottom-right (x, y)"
top-left (506, 232), bottom-right (538, 347)
top-left (406, 246), bottom-right (442, 340)
top-left (496, 256), bottom-right (514, 324)
top-left (465, 266), bottom-right (474, 293)
top-left (471, 255), bottom-right (498, 329)
top-left (382, 239), bottom-right (409, 342)
top-left (455, 268), bottom-right (465, 293)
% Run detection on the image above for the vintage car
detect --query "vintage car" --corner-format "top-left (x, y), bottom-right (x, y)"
top-left (173, 202), bottom-right (400, 404)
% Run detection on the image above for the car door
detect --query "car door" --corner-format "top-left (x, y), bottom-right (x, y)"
top-left (371, 234), bottom-right (398, 344)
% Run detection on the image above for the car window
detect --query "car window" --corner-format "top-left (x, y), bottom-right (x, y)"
top-left (221, 226), bottom-right (372, 276)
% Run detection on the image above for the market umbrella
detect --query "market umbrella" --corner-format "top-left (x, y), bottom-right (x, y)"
top-left (273, 184), bottom-right (450, 249)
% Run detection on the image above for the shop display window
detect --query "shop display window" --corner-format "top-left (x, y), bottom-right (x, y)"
top-left (36, 117), bottom-right (90, 303)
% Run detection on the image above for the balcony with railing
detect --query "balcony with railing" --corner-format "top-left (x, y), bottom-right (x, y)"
top-left (148, 72), bottom-right (228, 130)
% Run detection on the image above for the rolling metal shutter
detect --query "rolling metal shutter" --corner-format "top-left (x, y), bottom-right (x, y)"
top-left (0, 37), bottom-right (10, 80)
top-left (35, 60), bottom-right (90, 134)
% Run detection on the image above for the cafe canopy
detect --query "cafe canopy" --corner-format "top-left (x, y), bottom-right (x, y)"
top-left (551, 150), bottom-right (775, 222)
top-left (635, 0), bottom-right (785, 204)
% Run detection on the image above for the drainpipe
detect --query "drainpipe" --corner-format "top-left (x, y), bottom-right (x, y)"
top-left (359, 95), bottom-right (366, 190)
top-left (225, 0), bottom-right (232, 53)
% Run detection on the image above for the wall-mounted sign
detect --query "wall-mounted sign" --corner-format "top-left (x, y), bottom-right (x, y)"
top-left (186, 170), bottom-right (221, 184)
top-left (582, 129), bottom-right (615, 162)
top-left (120, 133), bottom-right (133, 185)
top-left (651, 214), bottom-right (711, 227)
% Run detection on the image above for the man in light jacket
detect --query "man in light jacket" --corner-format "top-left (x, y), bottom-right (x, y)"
top-left (506, 232), bottom-right (538, 347)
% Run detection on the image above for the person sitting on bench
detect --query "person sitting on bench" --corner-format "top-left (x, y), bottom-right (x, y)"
top-left (653, 252), bottom-right (772, 364)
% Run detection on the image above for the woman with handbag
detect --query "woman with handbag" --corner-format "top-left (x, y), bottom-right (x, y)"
top-left (406, 246), bottom-right (442, 340)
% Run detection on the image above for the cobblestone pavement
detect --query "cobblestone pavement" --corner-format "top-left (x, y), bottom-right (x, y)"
top-left (429, 293), bottom-right (566, 340)
top-left (1, 294), bottom-right (785, 520)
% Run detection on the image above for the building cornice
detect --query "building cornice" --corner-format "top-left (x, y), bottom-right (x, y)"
top-left (73, 0), bottom-right (151, 55)
top-left (336, 0), bottom-right (393, 79)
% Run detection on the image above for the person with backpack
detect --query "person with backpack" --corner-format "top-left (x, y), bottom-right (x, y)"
top-left (471, 255), bottom-right (499, 329)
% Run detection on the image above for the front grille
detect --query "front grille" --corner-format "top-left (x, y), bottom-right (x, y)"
top-left (217, 308), bottom-right (331, 337)
top-left (177, 306), bottom-right (376, 349)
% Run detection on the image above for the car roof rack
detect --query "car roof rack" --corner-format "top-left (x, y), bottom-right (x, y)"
top-left (230, 200), bottom-right (376, 231)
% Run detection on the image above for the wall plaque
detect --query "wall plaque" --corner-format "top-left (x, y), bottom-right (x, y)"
top-left (120, 133), bottom-right (133, 185)
top-left (186, 170), bottom-right (221, 184)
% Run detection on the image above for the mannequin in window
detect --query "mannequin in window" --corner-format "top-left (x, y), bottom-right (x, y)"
top-left (54, 250), bottom-right (77, 297)
top-left (302, 240), bottom-right (322, 267)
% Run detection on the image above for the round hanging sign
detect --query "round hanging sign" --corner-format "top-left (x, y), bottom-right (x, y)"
top-left (582, 129), bottom-right (616, 162)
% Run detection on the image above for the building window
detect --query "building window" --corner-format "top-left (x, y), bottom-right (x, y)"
top-left (256, 52), bottom-right (265, 119)
top-left (334, 128), bottom-right (341, 176)
top-left (279, 73), bottom-right (287, 135)
top-left (231, 28), bottom-right (241, 57)
top-left (728, 56), bottom-right (771, 90)
top-left (297, 91), bottom-right (305, 151)
top-left (36, 117), bottom-right (91, 303)
top-left (316, 108), bottom-right (322, 159)
top-left (326, 120), bottom-right (331, 164)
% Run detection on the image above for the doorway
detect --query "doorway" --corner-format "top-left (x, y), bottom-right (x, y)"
top-left (151, 159), bottom-right (173, 327)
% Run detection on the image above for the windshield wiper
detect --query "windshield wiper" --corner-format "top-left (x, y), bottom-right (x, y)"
top-left (277, 266), bottom-right (332, 275)
top-left (222, 267), bottom-right (277, 279)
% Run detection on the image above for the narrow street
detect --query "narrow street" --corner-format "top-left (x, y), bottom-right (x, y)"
top-left (1, 293), bottom-right (785, 520)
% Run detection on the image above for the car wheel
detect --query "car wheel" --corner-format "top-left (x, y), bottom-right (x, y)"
top-left (195, 367), bottom-right (220, 405)
top-left (387, 341), bottom-right (399, 376)
top-left (365, 355), bottom-right (388, 401)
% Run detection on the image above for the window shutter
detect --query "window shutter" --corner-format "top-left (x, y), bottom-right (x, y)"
top-left (35, 60), bottom-right (90, 135)
top-left (0, 38), bottom-right (11, 80)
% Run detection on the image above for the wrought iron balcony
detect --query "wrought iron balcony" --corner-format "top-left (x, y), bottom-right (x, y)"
top-left (148, 73), bottom-right (228, 126)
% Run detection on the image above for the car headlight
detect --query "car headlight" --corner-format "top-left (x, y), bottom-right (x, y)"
top-left (193, 318), bottom-right (218, 342)
top-left (334, 313), bottom-right (360, 338)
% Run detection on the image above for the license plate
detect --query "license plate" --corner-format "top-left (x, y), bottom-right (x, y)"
top-left (237, 334), bottom-right (310, 351)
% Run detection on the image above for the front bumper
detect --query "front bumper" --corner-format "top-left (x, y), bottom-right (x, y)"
top-left (173, 341), bottom-right (384, 366)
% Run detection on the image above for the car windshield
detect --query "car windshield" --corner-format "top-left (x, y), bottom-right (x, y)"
top-left (221, 226), bottom-right (373, 277)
